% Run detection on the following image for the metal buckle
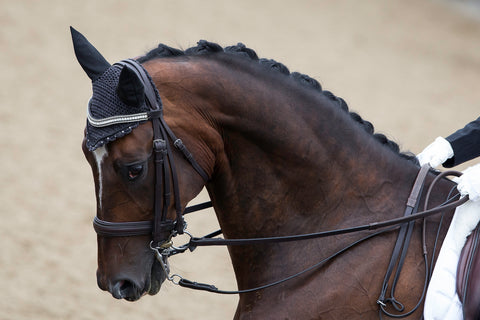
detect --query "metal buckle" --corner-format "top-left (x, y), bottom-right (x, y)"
top-left (159, 239), bottom-right (173, 249)
top-left (376, 300), bottom-right (386, 307)
top-left (173, 139), bottom-right (183, 149)
top-left (151, 231), bottom-right (175, 251)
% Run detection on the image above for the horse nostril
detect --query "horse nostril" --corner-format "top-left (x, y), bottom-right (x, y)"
top-left (111, 280), bottom-right (128, 299)
top-left (111, 279), bottom-right (143, 301)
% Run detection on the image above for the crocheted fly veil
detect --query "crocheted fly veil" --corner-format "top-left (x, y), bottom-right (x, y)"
top-left (71, 27), bottom-right (159, 151)
top-left (85, 64), bottom-right (156, 151)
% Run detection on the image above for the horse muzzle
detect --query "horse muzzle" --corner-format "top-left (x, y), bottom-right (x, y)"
top-left (97, 258), bottom-right (166, 301)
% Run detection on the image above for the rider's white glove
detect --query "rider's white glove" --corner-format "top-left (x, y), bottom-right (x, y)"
top-left (417, 137), bottom-right (454, 168)
top-left (457, 164), bottom-right (480, 202)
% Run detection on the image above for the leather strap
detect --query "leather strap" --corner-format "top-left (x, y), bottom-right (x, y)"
top-left (93, 216), bottom-right (153, 237)
top-left (178, 227), bottom-right (398, 294)
top-left (121, 59), bottom-right (185, 241)
top-left (173, 168), bottom-right (465, 302)
top-left (377, 165), bottom-right (429, 316)
top-left (187, 194), bottom-right (466, 248)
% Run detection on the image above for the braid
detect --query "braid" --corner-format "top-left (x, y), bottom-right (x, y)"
top-left (291, 72), bottom-right (322, 91)
top-left (137, 44), bottom-right (183, 63)
top-left (185, 40), bottom-right (223, 55)
top-left (259, 58), bottom-right (290, 75)
top-left (140, 40), bottom-right (417, 163)
top-left (225, 43), bottom-right (259, 60)
top-left (350, 112), bottom-right (374, 134)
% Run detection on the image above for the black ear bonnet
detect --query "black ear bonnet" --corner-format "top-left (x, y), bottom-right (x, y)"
top-left (85, 64), bottom-right (155, 151)
top-left (71, 27), bottom-right (160, 151)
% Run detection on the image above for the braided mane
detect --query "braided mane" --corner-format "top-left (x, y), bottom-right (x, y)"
top-left (138, 41), bottom-right (417, 163)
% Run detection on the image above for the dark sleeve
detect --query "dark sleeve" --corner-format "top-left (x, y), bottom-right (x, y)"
top-left (444, 116), bottom-right (480, 167)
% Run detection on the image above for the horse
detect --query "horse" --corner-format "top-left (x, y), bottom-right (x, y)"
top-left (71, 27), bottom-right (461, 319)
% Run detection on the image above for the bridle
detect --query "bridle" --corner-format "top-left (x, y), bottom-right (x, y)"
top-left (91, 58), bottom-right (210, 252)
top-left (89, 58), bottom-right (469, 318)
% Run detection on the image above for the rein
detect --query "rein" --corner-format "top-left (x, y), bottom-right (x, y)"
top-left (154, 168), bottom-right (466, 304)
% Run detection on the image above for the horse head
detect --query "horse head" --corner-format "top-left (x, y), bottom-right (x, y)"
top-left (72, 27), bottom-right (209, 301)
top-left (72, 27), bottom-right (462, 318)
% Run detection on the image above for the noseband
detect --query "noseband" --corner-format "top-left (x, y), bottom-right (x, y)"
top-left (91, 59), bottom-right (209, 247)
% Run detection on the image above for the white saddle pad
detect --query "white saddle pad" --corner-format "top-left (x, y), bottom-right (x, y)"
top-left (424, 200), bottom-right (480, 320)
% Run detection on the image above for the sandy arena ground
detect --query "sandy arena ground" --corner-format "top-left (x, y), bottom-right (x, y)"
top-left (2, 0), bottom-right (480, 319)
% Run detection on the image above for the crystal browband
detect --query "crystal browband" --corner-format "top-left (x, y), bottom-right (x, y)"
top-left (87, 107), bottom-right (149, 128)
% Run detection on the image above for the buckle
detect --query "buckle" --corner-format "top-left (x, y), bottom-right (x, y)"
top-left (158, 239), bottom-right (173, 249)
top-left (377, 300), bottom-right (386, 307)
top-left (153, 139), bottom-right (167, 152)
top-left (173, 139), bottom-right (184, 150)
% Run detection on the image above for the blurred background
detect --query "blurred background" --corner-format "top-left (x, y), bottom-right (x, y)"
top-left (1, 0), bottom-right (480, 319)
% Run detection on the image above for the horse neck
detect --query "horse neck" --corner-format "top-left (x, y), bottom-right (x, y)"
top-left (147, 57), bottom-right (455, 289)
top-left (169, 58), bottom-right (422, 233)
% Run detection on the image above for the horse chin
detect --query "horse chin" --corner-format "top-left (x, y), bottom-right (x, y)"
top-left (148, 258), bottom-right (167, 296)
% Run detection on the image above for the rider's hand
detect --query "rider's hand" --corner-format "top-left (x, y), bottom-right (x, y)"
top-left (417, 137), bottom-right (454, 168)
top-left (457, 164), bottom-right (480, 202)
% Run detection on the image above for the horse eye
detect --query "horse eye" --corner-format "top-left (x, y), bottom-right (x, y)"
top-left (127, 164), bottom-right (144, 180)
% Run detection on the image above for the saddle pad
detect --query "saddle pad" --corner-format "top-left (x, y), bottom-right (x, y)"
top-left (424, 200), bottom-right (480, 320)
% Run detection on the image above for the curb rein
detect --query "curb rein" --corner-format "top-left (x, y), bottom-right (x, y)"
top-left (90, 59), bottom-right (468, 316)
top-left (170, 169), bottom-right (467, 303)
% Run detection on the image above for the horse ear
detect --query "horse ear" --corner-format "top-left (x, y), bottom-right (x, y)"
top-left (116, 66), bottom-right (145, 107)
top-left (70, 26), bottom-right (111, 81)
